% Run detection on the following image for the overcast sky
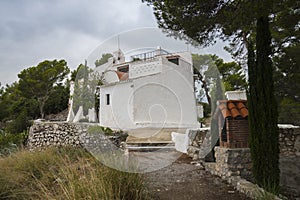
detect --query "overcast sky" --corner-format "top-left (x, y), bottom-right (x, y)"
top-left (0, 0), bottom-right (231, 86)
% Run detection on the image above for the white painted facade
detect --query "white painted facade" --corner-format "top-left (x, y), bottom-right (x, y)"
top-left (96, 49), bottom-right (199, 130)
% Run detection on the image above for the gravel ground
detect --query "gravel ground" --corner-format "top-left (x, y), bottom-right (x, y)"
top-left (143, 154), bottom-right (251, 200)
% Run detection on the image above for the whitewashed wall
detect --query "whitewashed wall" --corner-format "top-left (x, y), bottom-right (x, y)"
top-left (99, 53), bottom-right (198, 129)
top-left (131, 56), bottom-right (198, 128)
top-left (99, 81), bottom-right (135, 130)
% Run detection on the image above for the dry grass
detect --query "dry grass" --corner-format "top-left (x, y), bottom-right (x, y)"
top-left (0, 147), bottom-right (149, 200)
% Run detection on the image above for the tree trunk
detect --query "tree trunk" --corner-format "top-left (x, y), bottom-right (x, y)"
top-left (248, 16), bottom-right (280, 192)
top-left (38, 97), bottom-right (48, 119)
top-left (195, 70), bottom-right (211, 106)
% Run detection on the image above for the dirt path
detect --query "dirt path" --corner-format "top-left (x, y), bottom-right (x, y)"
top-left (143, 154), bottom-right (251, 200)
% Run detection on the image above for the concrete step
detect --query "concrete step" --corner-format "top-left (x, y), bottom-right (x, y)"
top-left (126, 127), bottom-right (186, 144)
top-left (125, 145), bottom-right (175, 151)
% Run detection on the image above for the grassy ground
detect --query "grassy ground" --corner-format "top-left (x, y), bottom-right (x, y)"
top-left (0, 147), bottom-right (149, 200)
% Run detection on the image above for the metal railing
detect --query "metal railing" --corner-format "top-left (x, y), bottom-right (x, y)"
top-left (130, 49), bottom-right (169, 61)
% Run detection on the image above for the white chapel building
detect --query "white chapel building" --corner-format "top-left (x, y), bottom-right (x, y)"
top-left (94, 48), bottom-right (199, 130)
top-left (67, 48), bottom-right (199, 130)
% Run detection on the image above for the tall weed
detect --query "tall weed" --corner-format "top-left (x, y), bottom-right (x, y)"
top-left (0, 147), bottom-right (149, 200)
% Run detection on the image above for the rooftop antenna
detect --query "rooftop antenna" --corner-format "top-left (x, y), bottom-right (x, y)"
top-left (117, 35), bottom-right (120, 50)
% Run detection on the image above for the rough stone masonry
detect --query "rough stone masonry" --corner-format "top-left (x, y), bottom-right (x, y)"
top-left (27, 121), bottom-right (126, 153)
top-left (186, 125), bottom-right (300, 198)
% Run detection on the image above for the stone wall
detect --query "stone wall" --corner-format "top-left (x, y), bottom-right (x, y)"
top-left (278, 125), bottom-right (300, 198)
top-left (28, 122), bottom-right (87, 148)
top-left (27, 121), bottom-right (126, 153)
top-left (213, 147), bottom-right (252, 181)
top-left (187, 125), bottom-right (300, 198)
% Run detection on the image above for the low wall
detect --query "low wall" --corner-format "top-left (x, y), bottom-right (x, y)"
top-left (27, 121), bottom-right (126, 153)
top-left (187, 125), bottom-right (300, 198)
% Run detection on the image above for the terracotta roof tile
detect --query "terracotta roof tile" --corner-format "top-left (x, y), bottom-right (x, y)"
top-left (236, 102), bottom-right (248, 118)
top-left (217, 100), bottom-right (248, 119)
top-left (219, 103), bottom-right (231, 118)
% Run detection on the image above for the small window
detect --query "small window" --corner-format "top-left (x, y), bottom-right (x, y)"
top-left (168, 58), bottom-right (179, 65)
top-left (106, 94), bottom-right (110, 105)
top-left (166, 55), bottom-right (180, 65)
top-left (117, 65), bottom-right (129, 73)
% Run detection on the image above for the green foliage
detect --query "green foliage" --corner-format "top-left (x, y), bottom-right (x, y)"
top-left (272, 1), bottom-right (300, 125)
top-left (278, 97), bottom-right (300, 125)
top-left (0, 131), bottom-right (28, 156)
top-left (88, 126), bottom-right (113, 136)
top-left (72, 64), bottom-right (94, 116)
top-left (0, 83), bottom-right (26, 121)
top-left (95, 53), bottom-right (113, 67)
top-left (0, 82), bottom-right (38, 137)
top-left (0, 60), bottom-right (70, 135)
top-left (72, 64), bottom-right (103, 116)
top-left (256, 182), bottom-right (281, 200)
top-left (5, 109), bottom-right (31, 134)
top-left (271, 0), bottom-right (300, 55)
top-left (44, 83), bottom-right (69, 115)
top-left (211, 55), bottom-right (247, 91)
top-left (193, 54), bottom-right (215, 105)
top-left (0, 147), bottom-right (148, 199)
top-left (18, 59), bottom-right (70, 118)
top-left (0, 83), bottom-right (3, 92)
top-left (273, 43), bottom-right (300, 125)
top-left (202, 103), bottom-right (211, 118)
top-left (70, 68), bottom-right (78, 82)
top-left (193, 54), bottom-right (242, 108)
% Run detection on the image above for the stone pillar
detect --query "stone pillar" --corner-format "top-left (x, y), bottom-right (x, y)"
top-left (214, 147), bottom-right (252, 181)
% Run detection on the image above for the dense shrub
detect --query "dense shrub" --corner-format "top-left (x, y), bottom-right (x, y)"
top-left (5, 109), bottom-right (31, 134)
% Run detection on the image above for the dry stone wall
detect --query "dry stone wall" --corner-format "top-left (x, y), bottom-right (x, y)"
top-left (28, 122), bottom-right (85, 148)
top-left (27, 121), bottom-right (126, 153)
